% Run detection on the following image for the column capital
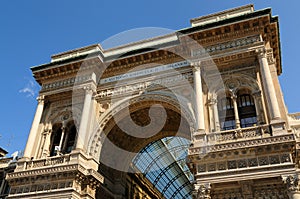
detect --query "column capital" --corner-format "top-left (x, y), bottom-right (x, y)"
top-left (195, 183), bottom-right (211, 199)
top-left (43, 127), bottom-right (52, 135)
top-left (207, 98), bottom-right (217, 106)
top-left (230, 91), bottom-right (237, 100)
top-left (191, 61), bottom-right (202, 72)
top-left (252, 90), bottom-right (262, 98)
top-left (83, 85), bottom-right (96, 95)
top-left (37, 95), bottom-right (45, 104)
top-left (256, 47), bottom-right (267, 59)
top-left (282, 174), bottom-right (300, 192)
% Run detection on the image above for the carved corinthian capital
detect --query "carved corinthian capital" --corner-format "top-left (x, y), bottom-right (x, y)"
top-left (196, 183), bottom-right (211, 199)
top-left (37, 95), bottom-right (45, 104)
top-left (283, 175), bottom-right (299, 191)
top-left (256, 47), bottom-right (267, 59)
top-left (191, 61), bottom-right (202, 72)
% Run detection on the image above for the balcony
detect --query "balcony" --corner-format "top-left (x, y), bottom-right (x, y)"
top-left (189, 124), bottom-right (295, 155)
top-left (24, 154), bottom-right (71, 170)
top-left (207, 125), bottom-right (270, 143)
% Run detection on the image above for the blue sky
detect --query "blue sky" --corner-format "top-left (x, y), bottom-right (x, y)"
top-left (0, 1), bottom-right (299, 155)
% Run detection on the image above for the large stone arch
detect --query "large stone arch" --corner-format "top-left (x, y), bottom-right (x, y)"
top-left (93, 92), bottom-right (193, 198)
top-left (87, 91), bottom-right (194, 163)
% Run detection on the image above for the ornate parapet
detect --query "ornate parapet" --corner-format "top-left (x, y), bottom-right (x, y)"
top-left (189, 125), bottom-right (294, 154)
top-left (206, 125), bottom-right (270, 143)
top-left (6, 151), bottom-right (103, 199)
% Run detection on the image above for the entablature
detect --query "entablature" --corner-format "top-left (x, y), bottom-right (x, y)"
top-left (31, 5), bottom-right (282, 89)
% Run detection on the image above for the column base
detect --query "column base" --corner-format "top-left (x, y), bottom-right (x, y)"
top-left (270, 119), bottom-right (286, 135)
top-left (193, 130), bottom-right (206, 142)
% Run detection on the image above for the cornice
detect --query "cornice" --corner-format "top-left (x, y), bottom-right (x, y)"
top-left (189, 134), bottom-right (295, 155)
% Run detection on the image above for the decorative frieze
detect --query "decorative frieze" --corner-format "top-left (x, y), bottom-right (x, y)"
top-left (192, 35), bottom-right (261, 57)
top-left (41, 74), bottom-right (94, 92)
top-left (100, 60), bottom-right (190, 84)
top-left (96, 72), bottom-right (193, 99)
top-left (95, 73), bottom-right (192, 98)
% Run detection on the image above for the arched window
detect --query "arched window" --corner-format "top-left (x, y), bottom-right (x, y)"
top-left (50, 124), bottom-right (62, 156)
top-left (237, 94), bottom-right (257, 128)
top-left (49, 121), bottom-right (77, 156)
top-left (62, 124), bottom-right (77, 154)
top-left (218, 97), bottom-right (236, 130)
top-left (217, 90), bottom-right (258, 131)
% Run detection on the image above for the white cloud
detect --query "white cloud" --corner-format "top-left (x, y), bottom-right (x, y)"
top-left (19, 79), bottom-right (37, 98)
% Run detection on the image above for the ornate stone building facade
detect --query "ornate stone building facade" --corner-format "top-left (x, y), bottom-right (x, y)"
top-left (5, 4), bottom-right (300, 199)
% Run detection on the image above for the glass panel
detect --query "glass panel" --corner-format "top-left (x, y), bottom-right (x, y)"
top-left (132, 137), bottom-right (193, 199)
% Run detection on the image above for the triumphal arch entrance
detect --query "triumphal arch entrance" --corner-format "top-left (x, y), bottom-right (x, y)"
top-left (6, 4), bottom-right (300, 199)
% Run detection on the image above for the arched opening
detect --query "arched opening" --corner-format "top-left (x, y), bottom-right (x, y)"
top-left (237, 90), bottom-right (257, 128)
top-left (96, 101), bottom-right (192, 199)
top-left (217, 89), bottom-right (258, 131)
top-left (49, 121), bottom-right (77, 156)
top-left (50, 123), bottom-right (62, 156)
top-left (62, 122), bottom-right (77, 154)
top-left (218, 95), bottom-right (236, 131)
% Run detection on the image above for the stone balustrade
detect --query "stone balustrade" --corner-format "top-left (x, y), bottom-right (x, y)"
top-left (289, 113), bottom-right (300, 120)
top-left (24, 155), bottom-right (71, 170)
top-left (207, 125), bottom-right (270, 143)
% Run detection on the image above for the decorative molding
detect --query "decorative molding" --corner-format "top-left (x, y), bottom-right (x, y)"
top-left (197, 152), bottom-right (292, 173)
top-left (100, 60), bottom-right (189, 84)
top-left (192, 35), bottom-right (261, 57)
top-left (95, 72), bottom-right (193, 99)
top-left (189, 134), bottom-right (295, 154)
top-left (41, 74), bottom-right (94, 92)
top-left (196, 164), bottom-right (295, 180)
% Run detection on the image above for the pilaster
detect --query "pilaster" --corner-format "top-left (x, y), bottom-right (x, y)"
top-left (76, 76), bottom-right (97, 153)
top-left (24, 95), bottom-right (45, 159)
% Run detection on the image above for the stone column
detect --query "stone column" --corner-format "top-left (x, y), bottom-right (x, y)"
top-left (283, 175), bottom-right (300, 199)
top-left (57, 125), bottom-right (66, 155)
top-left (208, 97), bottom-right (220, 132)
top-left (252, 91), bottom-right (266, 125)
top-left (231, 94), bottom-right (241, 129)
top-left (24, 95), bottom-right (45, 159)
top-left (40, 127), bottom-right (52, 158)
top-left (257, 48), bottom-right (281, 121)
top-left (191, 61), bottom-right (205, 132)
top-left (76, 85), bottom-right (95, 150)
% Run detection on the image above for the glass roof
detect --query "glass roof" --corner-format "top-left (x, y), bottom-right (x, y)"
top-left (132, 137), bottom-right (193, 199)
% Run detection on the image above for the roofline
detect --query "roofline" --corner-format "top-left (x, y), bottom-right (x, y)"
top-left (190, 4), bottom-right (254, 23)
top-left (31, 7), bottom-right (280, 73)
